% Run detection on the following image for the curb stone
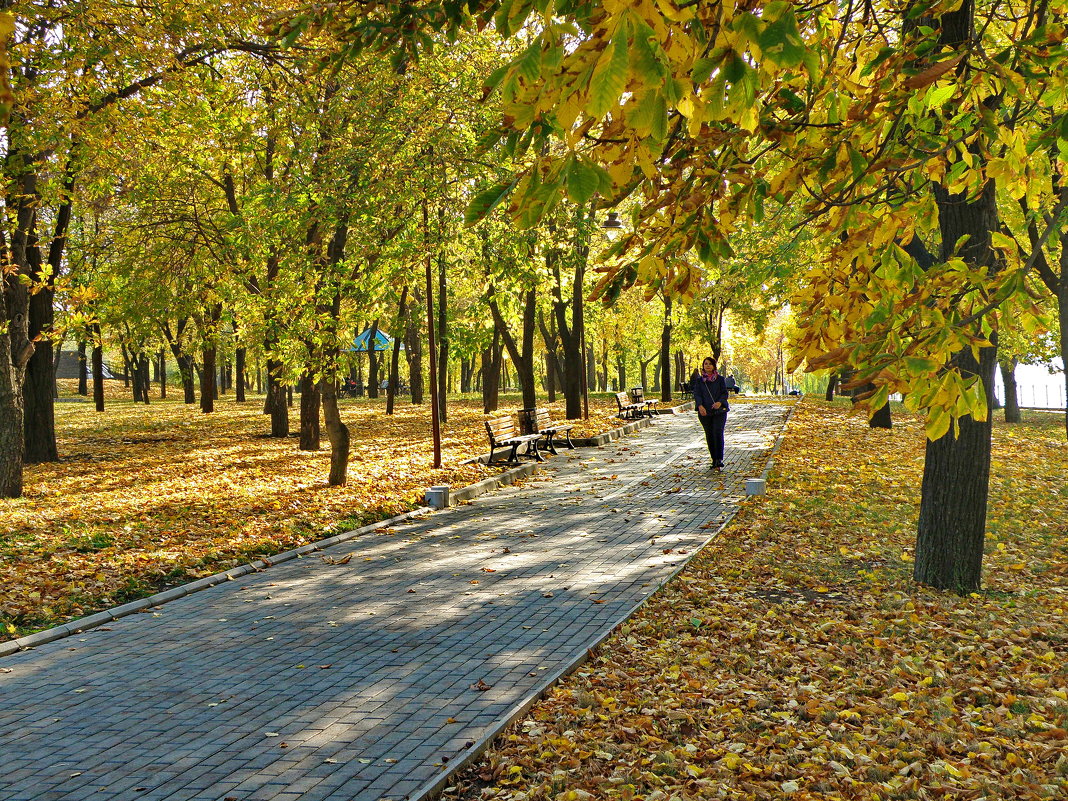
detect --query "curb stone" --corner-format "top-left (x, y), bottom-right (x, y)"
top-left (0, 507), bottom-right (432, 659)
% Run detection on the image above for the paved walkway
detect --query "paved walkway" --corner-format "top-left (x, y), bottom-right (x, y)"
top-left (0, 403), bottom-right (791, 801)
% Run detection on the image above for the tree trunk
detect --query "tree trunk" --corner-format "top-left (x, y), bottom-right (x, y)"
top-left (299, 371), bottom-right (321, 450)
top-left (235, 347), bottom-right (246, 403)
top-left (460, 357), bottom-right (473, 394)
top-left (387, 287), bottom-right (408, 416)
top-left (200, 346), bottom-right (216, 413)
top-left (914, 91), bottom-right (1000, 593)
top-left (138, 354), bottom-right (151, 404)
top-left (321, 379), bottom-right (350, 486)
top-left (825, 373), bottom-right (838, 401)
top-left (1059, 247), bottom-right (1068, 441)
top-left (487, 287), bottom-right (538, 410)
top-left (405, 291), bottom-right (424, 405)
top-left (77, 339), bottom-right (88, 396)
top-left (91, 324), bottom-right (104, 412)
top-left (158, 349), bottom-right (166, 400)
top-left (367, 318), bottom-right (381, 399)
top-left (0, 312), bottom-right (28, 497)
top-left (482, 329), bottom-right (502, 413)
top-left (23, 283), bottom-right (58, 463)
top-left (265, 358), bottom-right (289, 436)
top-left (999, 357), bottom-right (1021, 423)
top-left (660, 296), bottom-right (673, 402)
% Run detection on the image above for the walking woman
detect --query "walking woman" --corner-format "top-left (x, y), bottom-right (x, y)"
top-left (694, 356), bottom-right (729, 470)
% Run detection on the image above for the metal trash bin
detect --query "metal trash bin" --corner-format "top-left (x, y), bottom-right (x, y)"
top-left (629, 387), bottom-right (644, 403)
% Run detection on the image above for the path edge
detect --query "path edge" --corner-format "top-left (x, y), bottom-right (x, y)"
top-left (1, 403), bottom-right (697, 658)
top-left (0, 507), bottom-right (432, 659)
top-left (410, 400), bottom-right (794, 801)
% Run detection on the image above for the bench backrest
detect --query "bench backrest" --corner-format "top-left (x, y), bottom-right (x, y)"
top-left (533, 408), bottom-right (553, 432)
top-left (485, 414), bottom-right (518, 444)
top-left (615, 391), bottom-right (633, 408)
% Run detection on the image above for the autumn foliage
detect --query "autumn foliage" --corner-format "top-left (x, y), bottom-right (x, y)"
top-left (442, 400), bottom-right (1068, 800)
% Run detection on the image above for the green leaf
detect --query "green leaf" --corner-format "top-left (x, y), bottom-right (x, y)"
top-left (465, 179), bottom-right (516, 225)
top-left (757, 12), bottom-right (805, 69)
top-left (691, 56), bottom-right (719, 85)
top-left (566, 159), bottom-right (601, 205)
top-left (589, 25), bottom-right (630, 118)
top-left (925, 84), bottom-right (955, 108)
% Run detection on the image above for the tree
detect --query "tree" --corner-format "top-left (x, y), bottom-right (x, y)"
top-left (296, 0), bottom-right (1066, 592)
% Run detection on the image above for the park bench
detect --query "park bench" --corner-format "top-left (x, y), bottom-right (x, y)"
top-left (525, 407), bottom-right (576, 455)
top-left (628, 387), bottom-right (659, 417)
top-left (615, 390), bottom-right (645, 420)
top-left (484, 414), bottom-right (544, 466)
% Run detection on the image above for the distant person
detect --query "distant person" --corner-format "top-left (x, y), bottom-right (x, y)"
top-left (724, 373), bottom-right (739, 394)
top-left (693, 356), bottom-right (730, 470)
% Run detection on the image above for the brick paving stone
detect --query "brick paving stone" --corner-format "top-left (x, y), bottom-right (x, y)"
top-left (0, 404), bottom-right (789, 801)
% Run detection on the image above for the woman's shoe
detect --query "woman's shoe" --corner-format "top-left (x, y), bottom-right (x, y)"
top-left (714, 461), bottom-right (724, 470)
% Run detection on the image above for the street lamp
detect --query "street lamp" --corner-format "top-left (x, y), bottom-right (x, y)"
top-left (602, 211), bottom-right (624, 233)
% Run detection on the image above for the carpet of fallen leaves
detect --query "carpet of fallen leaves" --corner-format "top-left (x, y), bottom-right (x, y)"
top-left (443, 399), bottom-right (1068, 801)
top-left (1, 385), bottom-right (627, 638)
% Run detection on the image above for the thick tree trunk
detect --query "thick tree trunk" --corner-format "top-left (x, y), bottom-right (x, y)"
top-left (23, 329), bottom-right (57, 462)
top-left (77, 340), bottom-right (88, 396)
top-left (299, 371), bottom-right (321, 451)
top-left (265, 358), bottom-right (289, 436)
top-left (0, 327), bottom-right (28, 498)
top-left (1059, 255), bottom-right (1068, 441)
top-left (482, 330), bottom-right (502, 413)
top-left (999, 357), bottom-right (1021, 424)
top-left (91, 325), bottom-right (104, 412)
top-left (138, 354), bottom-right (151, 404)
top-left (321, 380), bottom-right (350, 487)
top-left (235, 347), bottom-right (246, 403)
top-left (200, 346), bottom-right (216, 413)
top-left (825, 373), bottom-right (838, 401)
top-left (915, 111), bottom-right (1000, 592)
top-left (487, 287), bottom-right (538, 410)
top-left (915, 346), bottom-right (996, 592)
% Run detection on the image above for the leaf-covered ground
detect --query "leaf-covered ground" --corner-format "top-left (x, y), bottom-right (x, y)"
top-left (1, 388), bottom-right (626, 639)
top-left (442, 399), bottom-right (1068, 801)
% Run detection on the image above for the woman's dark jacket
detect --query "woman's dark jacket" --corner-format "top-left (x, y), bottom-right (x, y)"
top-left (693, 374), bottom-right (730, 413)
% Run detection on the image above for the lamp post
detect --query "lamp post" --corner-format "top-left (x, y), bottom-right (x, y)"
top-left (585, 210), bottom-right (626, 418)
top-left (423, 195), bottom-right (441, 469)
